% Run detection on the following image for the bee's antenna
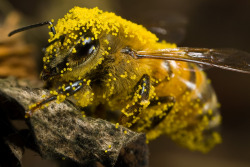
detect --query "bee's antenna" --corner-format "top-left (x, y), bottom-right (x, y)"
top-left (8, 21), bottom-right (56, 37)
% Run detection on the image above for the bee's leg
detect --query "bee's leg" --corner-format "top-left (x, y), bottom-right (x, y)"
top-left (119, 74), bottom-right (150, 127)
top-left (128, 96), bottom-right (175, 131)
top-left (143, 96), bottom-right (175, 131)
top-left (25, 80), bottom-right (85, 118)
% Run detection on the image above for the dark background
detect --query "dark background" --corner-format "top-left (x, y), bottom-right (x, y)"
top-left (1, 0), bottom-right (250, 166)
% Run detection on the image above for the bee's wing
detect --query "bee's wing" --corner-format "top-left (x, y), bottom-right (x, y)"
top-left (136, 47), bottom-right (250, 74)
top-left (148, 22), bottom-right (186, 44)
top-left (141, 11), bottom-right (188, 44)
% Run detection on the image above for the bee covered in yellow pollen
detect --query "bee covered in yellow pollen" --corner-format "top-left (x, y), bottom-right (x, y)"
top-left (9, 6), bottom-right (250, 153)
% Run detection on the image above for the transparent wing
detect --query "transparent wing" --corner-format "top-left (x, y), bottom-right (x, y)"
top-left (136, 47), bottom-right (250, 74)
top-left (133, 11), bottom-right (188, 44)
top-left (148, 23), bottom-right (186, 44)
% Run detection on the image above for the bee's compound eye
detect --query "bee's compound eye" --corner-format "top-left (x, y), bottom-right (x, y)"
top-left (71, 37), bottom-right (99, 61)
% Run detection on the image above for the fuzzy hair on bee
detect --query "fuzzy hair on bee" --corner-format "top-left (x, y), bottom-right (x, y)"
top-left (8, 6), bottom-right (250, 153)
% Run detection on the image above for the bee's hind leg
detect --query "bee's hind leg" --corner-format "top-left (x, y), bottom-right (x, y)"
top-left (25, 80), bottom-right (85, 118)
top-left (143, 96), bottom-right (175, 131)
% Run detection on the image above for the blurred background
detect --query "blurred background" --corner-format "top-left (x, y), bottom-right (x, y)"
top-left (0, 0), bottom-right (250, 166)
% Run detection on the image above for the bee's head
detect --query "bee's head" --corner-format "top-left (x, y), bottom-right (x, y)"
top-left (41, 30), bottom-right (100, 81)
top-left (40, 7), bottom-right (113, 81)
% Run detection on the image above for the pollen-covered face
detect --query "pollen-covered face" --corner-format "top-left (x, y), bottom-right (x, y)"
top-left (41, 30), bottom-right (100, 80)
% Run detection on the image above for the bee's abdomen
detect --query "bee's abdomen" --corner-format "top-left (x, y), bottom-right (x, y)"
top-left (151, 62), bottom-right (222, 152)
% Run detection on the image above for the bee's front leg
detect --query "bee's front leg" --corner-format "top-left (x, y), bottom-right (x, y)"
top-left (25, 80), bottom-right (85, 118)
top-left (119, 74), bottom-right (150, 127)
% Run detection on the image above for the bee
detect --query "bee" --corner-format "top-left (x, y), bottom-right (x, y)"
top-left (9, 7), bottom-right (250, 153)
